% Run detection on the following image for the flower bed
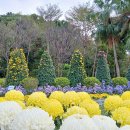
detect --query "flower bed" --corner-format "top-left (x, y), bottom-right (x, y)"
top-left (0, 90), bottom-right (130, 129)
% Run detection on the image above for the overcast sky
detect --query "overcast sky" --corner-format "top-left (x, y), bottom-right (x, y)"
top-left (0, 0), bottom-right (88, 16)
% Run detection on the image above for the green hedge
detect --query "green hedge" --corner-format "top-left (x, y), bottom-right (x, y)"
top-left (0, 78), bottom-right (5, 87)
top-left (112, 77), bottom-right (128, 86)
top-left (54, 77), bottom-right (70, 87)
top-left (83, 77), bottom-right (100, 87)
top-left (21, 77), bottom-right (39, 90)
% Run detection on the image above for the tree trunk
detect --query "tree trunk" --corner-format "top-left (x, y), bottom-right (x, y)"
top-left (92, 46), bottom-right (97, 76)
top-left (112, 38), bottom-right (120, 77)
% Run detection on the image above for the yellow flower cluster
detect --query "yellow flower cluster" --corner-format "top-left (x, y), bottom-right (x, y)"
top-left (62, 91), bottom-right (80, 107)
top-left (63, 106), bottom-right (88, 118)
top-left (5, 90), bottom-right (24, 101)
top-left (104, 95), bottom-right (123, 112)
top-left (27, 92), bottom-right (47, 108)
top-left (79, 99), bottom-right (101, 117)
top-left (112, 107), bottom-right (130, 126)
top-left (90, 93), bottom-right (109, 99)
top-left (0, 97), bottom-right (6, 102)
top-left (42, 99), bottom-right (64, 119)
top-left (77, 92), bottom-right (91, 101)
top-left (121, 100), bottom-right (130, 108)
top-left (49, 91), bottom-right (64, 103)
top-left (121, 91), bottom-right (130, 100)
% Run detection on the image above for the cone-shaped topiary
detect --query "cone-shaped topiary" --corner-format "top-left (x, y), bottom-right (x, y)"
top-left (96, 51), bottom-right (111, 84)
top-left (37, 51), bottom-right (56, 86)
top-left (126, 66), bottom-right (130, 81)
top-left (68, 50), bottom-right (86, 86)
top-left (5, 49), bottom-right (29, 86)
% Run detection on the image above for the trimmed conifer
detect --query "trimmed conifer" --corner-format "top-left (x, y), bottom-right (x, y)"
top-left (96, 51), bottom-right (111, 84)
top-left (5, 49), bottom-right (29, 86)
top-left (68, 50), bottom-right (86, 86)
top-left (37, 51), bottom-right (56, 85)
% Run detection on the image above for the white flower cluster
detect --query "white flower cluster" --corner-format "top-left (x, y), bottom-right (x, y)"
top-left (0, 101), bottom-right (22, 130)
top-left (9, 107), bottom-right (55, 130)
top-left (119, 125), bottom-right (130, 130)
top-left (60, 114), bottom-right (119, 130)
top-left (59, 114), bottom-right (98, 130)
top-left (92, 115), bottom-right (118, 130)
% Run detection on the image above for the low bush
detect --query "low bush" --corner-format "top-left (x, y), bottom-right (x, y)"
top-left (54, 77), bottom-right (70, 87)
top-left (0, 78), bottom-right (5, 87)
top-left (21, 77), bottom-right (39, 90)
top-left (83, 77), bottom-right (100, 87)
top-left (112, 77), bottom-right (128, 86)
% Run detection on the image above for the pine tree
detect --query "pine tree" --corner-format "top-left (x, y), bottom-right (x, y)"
top-left (96, 51), bottom-right (111, 84)
top-left (68, 50), bottom-right (86, 86)
top-left (5, 49), bottom-right (29, 86)
top-left (37, 51), bottom-right (56, 85)
top-left (126, 66), bottom-right (130, 81)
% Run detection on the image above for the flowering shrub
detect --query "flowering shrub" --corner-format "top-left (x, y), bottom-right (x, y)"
top-left (5, 49), bottom-right (29, 86)
top-left (121, 91), bottom-right (130, 100)
top-left (0, 101), bottom-right (22, 129)
top-left (77, 92), bottom-right (91, 101)
top-left (119, 125), bottom-right (130, 130)
top-left (9, 108), bottom-right (55, 130)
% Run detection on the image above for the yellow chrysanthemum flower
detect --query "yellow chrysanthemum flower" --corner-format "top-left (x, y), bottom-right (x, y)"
top-left (121, 91), bottom-right (130, 100)
top-left (42, 99), bottom-right (64, 119)
top-left (79, 99), bottom-right (101, 117)
top-left (112, 107), bottom-right (130, 126)
top-left (104, 95), bottom-right (123, 112)
top-left (24, 95), bottom-right (29, 102)
top-left (49, 91), bottom-right (64, 104)
top-left (62, 91), bottom-right (80, 107)
top-left (63, 106), bottom-right (88, 118)
top-left (27, 92), bottom-right (47, 108)
top-left (121, 100), bottom-right (130, 109)
top-left (0, 97), bottom-right (6, 102)
top-left (77, 92), bottom-right (91, 102)
top-left (5, 90), bottom-right (24, 101)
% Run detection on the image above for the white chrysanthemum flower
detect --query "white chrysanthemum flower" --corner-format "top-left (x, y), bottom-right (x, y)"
top-left (9, 107), bottom-right (55, 130)
top-left (119, 125), bottom-right (130, 130)
top-left (59, 114), bottom-right (99, 130)
top-left (0, 101), bottom-right (22, 130)
top-left (92, 115), bottom-right (118, 130)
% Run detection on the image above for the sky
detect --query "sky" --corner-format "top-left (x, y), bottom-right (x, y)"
top-left (0, 0), bottom-right (88, 18)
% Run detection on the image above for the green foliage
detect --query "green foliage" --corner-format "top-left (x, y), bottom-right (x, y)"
top-left (21, 77), bottom-right (39, 90)
top-left (112, 77), bottom-right (128, 86)
top-left (5, 49), bottom-right (29, 86)
top-left (62, 64), bottom-right (70, 77)
top-left (96, 51), bottom-right (111, 84)
top-left (37, 51), bottom-right (56, 86)
top-left (126, 65), bottom-right (130, 81)
top-left (54, 77), bottom-right (70, 87)
top-left (83, 77), bottom-right (100, 87)
top-left (0, 78), bottom-right (5, 87)
top-left (68, 50), bottom-right (86, 86)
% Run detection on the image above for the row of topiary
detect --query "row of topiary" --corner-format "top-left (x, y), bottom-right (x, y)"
top-left (1, 48), bottom-right (130, 89)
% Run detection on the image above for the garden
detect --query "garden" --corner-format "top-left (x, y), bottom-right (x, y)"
top-left (1, 0), bottom-right (130, 130)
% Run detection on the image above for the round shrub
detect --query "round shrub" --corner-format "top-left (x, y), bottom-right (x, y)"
top-left (112, 77), bottom-right (128, 86)
top-left (54, 77), bottom-right (70, 87)
top-left (0, 78), bottom-right (5, 87)
top-left (83, 77), bottom-right (100, 87)
top-left (21, 77), bottom-right (39, 90)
